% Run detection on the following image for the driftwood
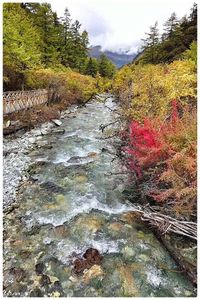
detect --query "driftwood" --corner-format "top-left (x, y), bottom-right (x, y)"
top-left (130, 205), bottom-right (197, 241)
top-left (99, 119), bottom-right (121, 132)
top-left (140, 210), bottom-right (197, 241)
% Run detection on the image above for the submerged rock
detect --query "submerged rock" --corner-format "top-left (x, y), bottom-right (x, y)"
top-left (73, 248), bottom-right (103, 275)
top-left (74, 175), bottom-right (88, 184)
top-left (108, 222), bottom-right (123, 232)
top-left (121, 246), bottom-right (136, 259)
top-left (40, 181), bottom-right (64, 194)
top-left (36, 140), bottom-right (52, 149)
top-left (120, 211), bottom-right (141, 224)
top-left (83, 248), bottom-right (102, 266)
top-left (10, 267), bottom-right (26, 282)
top-left (35, 262), bottom-right (45, 275)
top-left (73, 258), bottom-right (88, 274)
top-left (83, 265), bottom-right (104, 284)
top-left (53, 225), bottom-right (69, 238)
top-left (87, 152), bottom-right (98, 158)
top-left (72, 215), bottom-right (104, 236)
top-left (40, 274), bottom-right (51, 286)
top-left (67, 156), bottom-right (82, 163)
top-left (119, 265), bottom-right (139, 296)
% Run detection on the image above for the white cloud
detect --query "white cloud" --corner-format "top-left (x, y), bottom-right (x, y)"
top-left (51, 0), bottom-right (194, 53)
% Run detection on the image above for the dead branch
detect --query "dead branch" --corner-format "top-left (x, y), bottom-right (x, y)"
top-left (99, 119), bottom-right (121, 132)
top-left (104, 104), bottom-right (121, 114)
top-left (135, 208), bottom-right (197, 241)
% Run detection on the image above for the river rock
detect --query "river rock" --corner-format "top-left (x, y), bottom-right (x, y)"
top-left (52, 128), bottom-right (65, 134)
top-left (32, 129), bottom-right (42, 136)
top-left (49, 291), bottom-right (61, 297)
top-left (40, 274), bottom-right (51, 286)
top-left (4, 120), bottom-right (11, 128)
top-left (120, 211), bottom-right (141, 224)
top-left (108, 222), bottom-right (123, 232)
top-left (87, 152), bottom-right (98, 158)
top-left (52, 119), bottom-right (62, 126)
top-left (41, 129), bottom-right (50, 135)
top-left (74, 258), bottom-right (88, 274)
top-left (29, 137), bottom-right (36, 144)
top-left (74, 175), bottom-right (88, 184)
top-left (72, 215), bottom-right (103, 235)
top-left (10, 267), bottom-right (26, 282)
top-left (35, 262), bottom-right (45, 275)
top-left (53, 225), bottom-right (69, 238)
top-left (121, 246), bottom-right (136, 259)
top-left (83, 248), bottom-right (102, 266)
top-left (119, 265), bottom-right (139, 296)
top-left (40, 181), bottom-right (64, 194)
top-left (36, 140), bottom-right (52, 148)
top-left (67, 156), bottom-right (82, 163)
top-left (83, 265), bottom-right (104, 284)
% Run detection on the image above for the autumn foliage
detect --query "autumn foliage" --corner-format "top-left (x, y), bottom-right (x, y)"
top-left (115, 60), bottom-right (197, 220)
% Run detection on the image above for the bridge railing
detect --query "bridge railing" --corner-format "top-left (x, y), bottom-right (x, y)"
top-left (3, 89), bottom-right (49, 115)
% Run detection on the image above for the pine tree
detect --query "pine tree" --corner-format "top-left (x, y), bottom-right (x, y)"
top-left (60, 8), bottom-right (73, 67)
top-left (24, 3), bottom-right (61, 67)
top-left (99, 54), bottom-right (116, 78)
top-left (3, 3), bottom-right (41, 90)
top-left (162, 13), bottom-right (179, 40)
top-left (85, 57), bottom-right (98, 77)
top-left (141, 21), bottom-right (160, 64)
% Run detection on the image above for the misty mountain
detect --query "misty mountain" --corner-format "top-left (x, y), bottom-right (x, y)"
top-left (89, 45), bottom-right (136, 68)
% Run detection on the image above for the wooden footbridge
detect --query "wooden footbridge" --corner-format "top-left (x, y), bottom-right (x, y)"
top-left (3, 89), bottom-right (49, 115)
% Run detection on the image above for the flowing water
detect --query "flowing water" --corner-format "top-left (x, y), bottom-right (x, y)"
top-left (3, 96), bottom-right (196, 297)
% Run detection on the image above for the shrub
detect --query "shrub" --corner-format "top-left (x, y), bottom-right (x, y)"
top-left (122, 101), bottom-right (197, 218)
top-left (113, 60), bottom-right (197, 121)
top-left (25, 68), bottom-right (97, 105)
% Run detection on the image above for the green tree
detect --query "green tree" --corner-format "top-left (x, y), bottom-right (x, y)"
top-left (183, 41), bottom-right (197, 65)
top-left (70, 21), bottom-right (89, 71)
top-left (85, 57), bottom-right (98, 77)
top-left (162, 13), bottom-right (179, 40)
top-left (60, 8), bottom-right (73, 67)
top-left (99, 54), bottom-right (116, 78)
top-left (24, 3), bottom-right (61, 67)
top-left (3, 3), bottom-right (41, 90)
top-left (141, 21), bottom-right (160, 64)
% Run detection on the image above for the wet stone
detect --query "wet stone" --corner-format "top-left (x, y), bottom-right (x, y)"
top-left (40, 181), bottom-right (64, 194)
top-left (40, 274), bottom-right (51, 286)
top-left (35, 262), bottom-right (45, 275)
top-left (53, 225), bottom-right (69, 238)
top-left (83, 265), bottom-right (105, 284)
top-left (10, 267), bottom-right (26, 282)
top-left (67, 156), bottom-right (82, 163)
top-left (30, 288), bottom-right (44, 297)
top-left (52, 128), bottom-right (65, 134)
top-left (73, 248), bottom-right (103, 275)
top-left (19, 250), bottom-right (31, 259)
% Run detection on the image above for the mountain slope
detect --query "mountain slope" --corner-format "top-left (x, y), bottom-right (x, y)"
top-left (89, 45), bottom-right (136, 68)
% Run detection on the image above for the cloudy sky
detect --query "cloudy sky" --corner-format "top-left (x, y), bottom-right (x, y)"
top-left (51, 0), bottom-right (195, 54)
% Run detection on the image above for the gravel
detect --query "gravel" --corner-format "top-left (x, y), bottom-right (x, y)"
top-left (3, 105), bottom-right (78, 211)
top-left (3, 122), bottom-right (54, 211)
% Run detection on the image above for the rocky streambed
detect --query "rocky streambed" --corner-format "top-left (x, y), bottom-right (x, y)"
top-left (3, 95), bottom-right (196, 297)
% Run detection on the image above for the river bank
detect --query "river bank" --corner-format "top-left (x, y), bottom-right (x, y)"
top-left (3, 101), bottom-right (82, 211)
top-left (3, 95), bottom-right (196, 297)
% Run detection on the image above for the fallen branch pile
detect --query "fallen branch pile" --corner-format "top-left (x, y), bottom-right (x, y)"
top-left (133, 205), bottom-right (197, 241)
